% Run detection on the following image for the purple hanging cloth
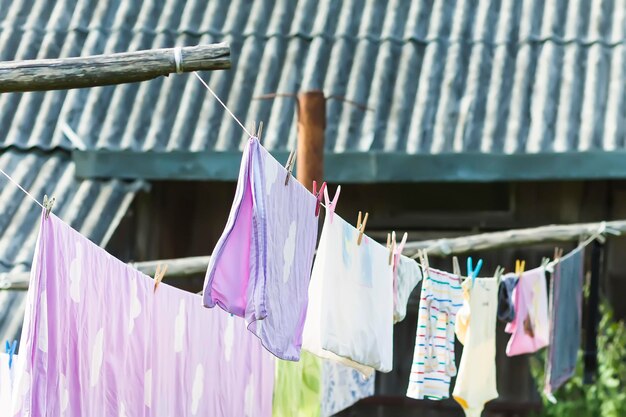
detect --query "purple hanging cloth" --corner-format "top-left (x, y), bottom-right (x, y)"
top-left (12, 212), bottom-right (275, 417)
top-left (203, 136), bottom-right (318, 361)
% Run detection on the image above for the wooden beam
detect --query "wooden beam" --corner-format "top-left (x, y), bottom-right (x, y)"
top-left (0, 256), bottom-right (210, 290)
top-left (74, 150), bottom-right (626, 183)
top-left (0, 43), bottom-right (230, 93)
top-left (402, 220), bottom-right (624, 257)
top-left (2, 220), bottom-right (624, 290)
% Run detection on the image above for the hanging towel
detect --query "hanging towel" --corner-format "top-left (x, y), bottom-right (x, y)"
top-left (302, 213), bottom-right (394, 375)
top-left (505, 267), bottom-right (549, 356)
top-left (321, 360), bottom-right (375, 417)
top-left (453, 278), bottom-right (499, 417)
top-left (497, 274), bottom-right (519, 323)
top-left (407, 268), bottom-right (463, 400)
top-left (273, 351), bottom-right (322, 417)
top-left (13, 212), bottom-right (275, 417)
top-left (0, 353), bottom-right (19, 417)
top-left (545, 247), bottom-right (585, 395)
top-left (394, 255), bottom-right (423, 323)
top-left (203, 136), bottom-right (318, 361)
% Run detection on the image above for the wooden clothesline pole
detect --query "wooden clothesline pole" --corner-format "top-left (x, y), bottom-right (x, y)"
top-left (0, 43), bottom-right (230, 93)
top-left (401, 219), bottom-right (623, 257)
top-left (1, 219), bottom-right (623, 291)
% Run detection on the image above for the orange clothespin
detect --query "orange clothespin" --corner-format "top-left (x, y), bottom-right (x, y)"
top-left (153, 263), bottom-right (168, 293)
top-left (356, 211), bottom-right (369, 246)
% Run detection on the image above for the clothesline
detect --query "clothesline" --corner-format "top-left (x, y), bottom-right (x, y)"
top-left (0, 71), bottom-right (622, 291)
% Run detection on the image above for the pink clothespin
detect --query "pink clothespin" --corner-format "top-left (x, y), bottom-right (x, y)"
top-left (394, 232), bottom-right (408, 268)
top-left (313, 181), bottom-right (327, 217)
top-left (323, 185), bottom-right (341, 223)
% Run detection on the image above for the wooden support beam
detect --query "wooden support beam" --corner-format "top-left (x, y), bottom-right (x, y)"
top-left (0, 256), bottom-right (210, 290)
top-left (0, 43), bottom-right (230, 93)
top-left (2, 220), bottom-right (624, 290)
top-left (402, 220), bottom-right (625, 257)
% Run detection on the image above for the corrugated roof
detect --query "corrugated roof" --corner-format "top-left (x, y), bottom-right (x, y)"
top-left (0, 149), bottom-right (143, 343)
top-left (0, 0), bottom-right (623, 156)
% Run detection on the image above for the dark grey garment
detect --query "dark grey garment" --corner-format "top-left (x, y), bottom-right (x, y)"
top-left (497, 274), bottom-right (519, 323)
top-left (545, 247), bottom-right (585, 394)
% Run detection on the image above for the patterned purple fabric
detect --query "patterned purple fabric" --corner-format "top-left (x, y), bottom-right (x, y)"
top-left (12, 213), bottom-right (275, 417)
top-left (203, 137), bottom-right (318, 361)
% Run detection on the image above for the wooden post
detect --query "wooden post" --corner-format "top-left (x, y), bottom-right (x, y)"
top-left (0, 43), bottom-right (230, 93)
top-left (296, 91), bottom-right (326, 191)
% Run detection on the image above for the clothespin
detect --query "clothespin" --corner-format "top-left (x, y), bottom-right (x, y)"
top-left (554, 247), bottom-right (563, 261)
top-left (5, 340), bottom-right (16, 369)
top-left (312, 181), bottom-right (327, 217)
top-left (257, 121), bottom-right (264, 142)
top-left (494, 266), bottom-right (505, 284)
top-left (250, 121), bottom-right (264, 140)
top-left (396, 232), bottom-right (408, 257)
top-left (387, 233), bottom-right (394, 265)
top-left (43, 195), bottom-right (55, 219)
top-left (323, 185), bottom-right (341, 223)
top-left (515, 259), bottom-right (526, 276)
top-left (284, 150), bottom-right (297, 185)
top-left (467, 257), bottom-right (483, 288)
top-left (356, 211), bottom-right (369, 246)
top-left (453, 256), bottom-right (461, 279)
top-left (418, 249), bottom-right (430, 271)
top-left (541, 257), bottom-right (550, 268)
top-left (153, 263), bottom-right (168, 293)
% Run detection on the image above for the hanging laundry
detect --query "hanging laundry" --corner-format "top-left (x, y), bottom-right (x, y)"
top-left (394, 254), bottom-right (423, 324)
top-left (302, 201), bottom-right (394, 375)
top-left (407, 268), bottom-right (463, 400)
top-left (13, 213), bottom-right (275, 417)
top-left (203, 136), bottom-right (318, 361)
top-left (321, 360), bottom-right (375, 417)
top-left (497, 273), bottom-right (519, 323)
top-left (453, 278), bottom-right (499, 417)
top-left (0, 352), bottom-right (19, 417)
top-left (505, 267), bottom-right (549, 356)
top-left (545, 247), bottom-right (585, 395)
top-left (273, 352), bottom-right (322, 417)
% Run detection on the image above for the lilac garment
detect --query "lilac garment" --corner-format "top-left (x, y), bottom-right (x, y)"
top-left (203, 136), bottom-right (318, 361)
top-left (13, 213), bottom-right (275, 417)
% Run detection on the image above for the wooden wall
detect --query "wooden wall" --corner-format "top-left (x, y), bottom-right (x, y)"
top-left (106, 179), bottom-right (626, 417)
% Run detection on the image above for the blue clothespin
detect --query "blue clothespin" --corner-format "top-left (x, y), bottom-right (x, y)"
top-left (5, 340), bottom-right (17, 369)
top-left (467, 257), bottom-right (483, 288)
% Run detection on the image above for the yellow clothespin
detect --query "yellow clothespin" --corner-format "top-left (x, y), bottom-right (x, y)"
top-left (515, 259), bottom-right (526, 276)
top-left (356, 211), bottom-right (369, 246)
top-left (43, 195), bottom-right (55, 219)
top-left (153, 263), bottom-right (168, 293)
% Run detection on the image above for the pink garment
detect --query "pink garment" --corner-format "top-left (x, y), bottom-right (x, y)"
top-left (505, 267), bottom-right (550, 356)
top-left (13, 212), bottom-right (275, 417)
top-left (203, 137), bottom-right (318, 361)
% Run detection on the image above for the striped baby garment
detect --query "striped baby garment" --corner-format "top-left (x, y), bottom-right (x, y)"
top-left (407, 268), bottom-right (463, 400)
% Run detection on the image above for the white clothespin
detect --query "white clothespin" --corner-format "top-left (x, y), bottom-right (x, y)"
top-left (284, 150), bottom-right (297, 185)
top-left (43, 195), bottom-right (55, 219)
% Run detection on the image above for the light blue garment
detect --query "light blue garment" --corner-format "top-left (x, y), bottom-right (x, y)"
top-left (545, 247), bottom-right (585, 394)
top-left (394, 255), bottom-right (423, 323)
top-left (322, 360), bottom-right (375, 417)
